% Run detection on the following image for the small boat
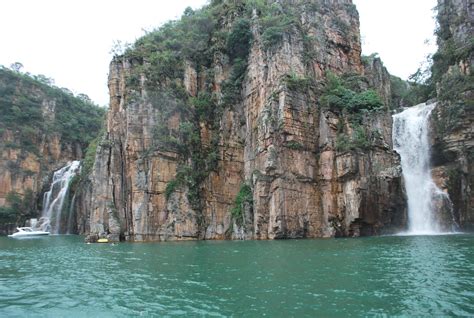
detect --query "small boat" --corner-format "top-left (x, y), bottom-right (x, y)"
top-left (8, 227), bottom-right (50, 238)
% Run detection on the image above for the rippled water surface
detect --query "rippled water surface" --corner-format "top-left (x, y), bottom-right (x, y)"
top-left (1, 235), bottom-right (473, 317)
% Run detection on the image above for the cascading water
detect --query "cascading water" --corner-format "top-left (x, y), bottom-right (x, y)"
top-left (393, 102), bottom-right (456, 234)
top-left (39, 161), bottom-right (81, 234)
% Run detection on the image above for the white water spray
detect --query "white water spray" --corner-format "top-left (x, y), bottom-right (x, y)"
top-left (39, 161), bottom-right (81, 234)
top-left (392, 102), bottom-right (455, 234)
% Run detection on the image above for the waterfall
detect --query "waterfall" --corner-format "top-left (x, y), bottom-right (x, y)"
top-left (392, 102), bottom-right (455, 234)
top-left (39, 161), bottom-right (81, 234)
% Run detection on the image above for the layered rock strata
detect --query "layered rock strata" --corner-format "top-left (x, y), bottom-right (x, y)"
top-left (82, 0), bottom-right (406, 241)
top-left (430, 0), bottom-right (473, 230)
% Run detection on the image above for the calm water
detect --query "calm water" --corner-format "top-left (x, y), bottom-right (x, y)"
top-left (1, 235), bottom-right (473, 317)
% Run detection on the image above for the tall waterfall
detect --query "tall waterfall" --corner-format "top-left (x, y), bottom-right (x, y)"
top-left (39, 161), bottom-right (81, 234)
top-left (392, 102), bottom-right (455, 234)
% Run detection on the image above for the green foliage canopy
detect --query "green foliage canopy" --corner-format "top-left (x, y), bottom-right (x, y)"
top-left (320, 74), bottom-right (383, 113)
top-left (0, 67), bottom-right (106, 153)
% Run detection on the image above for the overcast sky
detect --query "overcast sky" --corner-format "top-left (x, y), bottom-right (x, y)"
top-left (0, 0), bottom-right (437, 106)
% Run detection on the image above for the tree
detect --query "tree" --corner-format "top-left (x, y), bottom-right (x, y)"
top-left (60, 87), bottom-right (74, 95)
top-left (109, 40), bottom-right (131, 57)
top-left (227, 18), bottom-right (252, 61)
top-left (10, 62), bottom-right (23, 73)
top-left (34, 74), bottom-right (54, 86)
top-left (77, 93), bottom-right (92, 103)
top-left (183, 6), bottom-right (194, 16)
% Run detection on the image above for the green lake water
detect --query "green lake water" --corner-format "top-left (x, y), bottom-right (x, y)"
top-left (1, 235), bottom-right (473, 317)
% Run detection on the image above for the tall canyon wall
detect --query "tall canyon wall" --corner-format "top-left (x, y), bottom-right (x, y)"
top-left (80, 0), bottom-right (406, 242)
top-left (430, 0), bottom-right (473, 230)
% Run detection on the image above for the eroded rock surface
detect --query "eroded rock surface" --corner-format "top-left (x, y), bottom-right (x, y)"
top-left (81, 0), bottom-right (406, 241)
top-left (429, 0), bottom-right (473, 230)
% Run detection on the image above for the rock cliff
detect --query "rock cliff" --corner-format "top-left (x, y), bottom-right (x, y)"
top-left (80, 0), bottom-right (406, 241)
top-left (0, 68), bottom-right (105, 234)
top-left (430, 0), bottom-right (473, 230)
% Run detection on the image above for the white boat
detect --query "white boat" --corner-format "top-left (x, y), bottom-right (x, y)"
top-left (8, 227), bottom-right (50, 238)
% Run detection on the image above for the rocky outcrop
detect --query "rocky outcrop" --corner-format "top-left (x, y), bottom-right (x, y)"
top-left (430, 0), bottom-right (473, 230)
top-left (362, 56), bottom-right (392, 108)
top-left (81, 0), bottom-right (406, 241)
top-left (0, 129), bottom-right (81, 205)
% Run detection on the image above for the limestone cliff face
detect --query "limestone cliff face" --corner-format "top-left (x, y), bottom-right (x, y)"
top-left (430, 0), bottom-right (473, 230)
top-left (82, 0), bottom-right (406, 241)
top-left (0, 68), bottom-right (104, 233)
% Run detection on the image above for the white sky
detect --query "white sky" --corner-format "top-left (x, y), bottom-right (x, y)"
top-left (353, 0), bottom-right (437, 77)
top-left (0, 0), bottom-right (437, 106)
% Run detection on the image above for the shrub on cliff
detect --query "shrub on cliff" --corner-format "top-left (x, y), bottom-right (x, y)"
top-left (284, 72), bottom-right (313, 92)
top-left (231, 184), bottom-right (253, 226)
top-left (0, 206), bottom-right (15, 223)
top-left (320, 74), bottom-right (383, 113)
top-left (0, 190), bottom-right (35, 224)
top-left (125, 6), bottom-right (217, 86)
top-left (227, 18), bottom-right (253, 61)
top-left (335, 124), bottom-right (372, 153)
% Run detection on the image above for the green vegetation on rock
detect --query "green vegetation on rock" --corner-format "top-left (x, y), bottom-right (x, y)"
top-left (335, 124), bottom-right (373, 153)
top-left (319, 73), bottom-right (385, 153)
top-left (320, 73), bottom-right (383, 113)
top-left (0, 190), bottom-right (35, 224)
top-left (119, 1), bottom-right (255, 210)
top-left (165, 179), bottom-right (179, 200)
top-left (81, 128), bottom-right (106, 177)
top-left (428, 1), bottom-right (473, 136)
top-left (404, 2), bottom-right (473, 110)
top-left (113, 0), bottom-right (399, 236)
top-left (284, 72), bottom-right (313, 93)
top-left (0, 67), bottom-right (106, 153)
top-left (231, 183), bottom-right (253, 226)
top-left (286, 140), bottom-right (304, 150)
